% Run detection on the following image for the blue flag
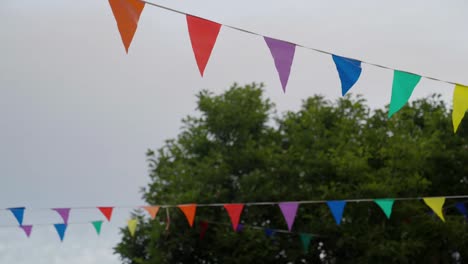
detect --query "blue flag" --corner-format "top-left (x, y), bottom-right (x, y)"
top-left (455, 202), bottom-right (467, 217)
top-left (264, 228), bottom-right (275, 238)
top-left (326, 200), bottom-right (347, 225)
top-left (332, 55), bottom-right (362, 96)
top-left (8, 207), bottom-right (25, 225)
top-left (54, 224), bottom-right (67, 242)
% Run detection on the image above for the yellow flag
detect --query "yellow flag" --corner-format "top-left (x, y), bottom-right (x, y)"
top-left (127, 219), bottom-right (138, 237)
top-left (423, 197), bottom-right (445, 222)
top-left (452, 84), bottom-right (468, 133)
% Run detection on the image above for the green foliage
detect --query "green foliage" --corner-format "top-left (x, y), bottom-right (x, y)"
top-left (115, 83), bottom-right (468, 263)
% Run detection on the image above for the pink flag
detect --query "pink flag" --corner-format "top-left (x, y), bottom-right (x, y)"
top-left (52, 208), bottom-right (71, 224)
top-left (264, 37), bottom-right (296, 92)
top-left (20, 225), bottom-right (33, 238)
top-left (278, 202), bottom-right (299, 231)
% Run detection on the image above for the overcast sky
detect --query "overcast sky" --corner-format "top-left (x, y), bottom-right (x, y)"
top-left (1, 0), bottom-right (467, 263)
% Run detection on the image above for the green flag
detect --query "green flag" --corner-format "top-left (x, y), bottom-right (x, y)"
top-left (92, 221), bottom-right (103, 235)
top-left (374, 199), bottom-right (395, 219)
top-left (299, 233), bottom-right (313, 254)
top-left (388, 70), bottom-right (421, 117)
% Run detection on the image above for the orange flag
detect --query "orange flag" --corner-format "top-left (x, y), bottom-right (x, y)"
top-left (224, 204), bottom-right (244, 231)
top-left (143, 206), bottom-right (160, 219)
top-left (108, 0), bottom-right (145, 53)
top-left (186, 15), bottom-right (221, 77)
top-left (178, 204), bottom-right (197, 227)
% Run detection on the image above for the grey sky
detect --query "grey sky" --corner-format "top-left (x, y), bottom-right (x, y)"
top-left (0, 0), bottom-right (467, 263)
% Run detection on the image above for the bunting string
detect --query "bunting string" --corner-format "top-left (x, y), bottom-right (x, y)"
top-left (137, 0), bottom-right (462, 87)
top-left (3, 194), bottom-right (467, 211)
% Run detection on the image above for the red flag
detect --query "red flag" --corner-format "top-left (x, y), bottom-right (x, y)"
top-left (224, 204), bottom-right (244, 231)
top-left (186, 15), bottom-right (221, 76)
top-left (98, 207), bottom-right (114, 222)
top-left (178, 204), bottom-right (197, 227)
top-left (199, 220), bottom-right (209, 240)
top-left (108, 0), bottom-right (145, 53)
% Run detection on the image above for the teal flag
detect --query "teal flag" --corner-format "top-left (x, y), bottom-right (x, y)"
top-left (388, 70), bottom-right (421, 117)
top-left (92, 221), bottom-right (103, 235)
top-left (299, 233), bottom-right (313, 254)
top-left (374, 199), bottom-right (395, 219)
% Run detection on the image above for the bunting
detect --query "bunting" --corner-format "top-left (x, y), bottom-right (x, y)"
top-left (299, 233), bottom-right (313, 254)
top-left (108, 0), bottom-right (145, 53)
top-left (127, 219), bottom-right (138, 237)
top-left (98, 207), bottom-right (114, 222)
top-left (54, 224), bottom-right (67, 242)
top-left (264, 228), bottom-right (275, 238)
top-left (223, 204), bottom-right (244, 231)
top-left (102, 1), bottom-right (468, 135)
top-left (388, 71), bottom-right (422, 118)
top-left (0, 195), bottom-right (466, 243)
top-left (199, 220), bottom-right (209, 240)
top-left (186, 15), bottom-right (221, 77)
top-left (455, 202), bottom-right (467, 217)
top-left (423, 197), bottom-right (446, 222)
top-left (374, 199), bottom-right (394, 219)
top-left (92, 221), bottom-right (103, 235)
top-left (20, 225), bottom-right (32, 238)
top-left (178, 204), bottom-right (197, 227)
top-left (278, 202), bottom-right (299, 231)
top-left (332, 55), bottom-right (362, 96)
top-left (52, 208), bottom-right (71, 224)
top-left (327, 200), bottom-right (346, 225)
top-left (143, 206), bottom-right (160, 219)
top-left (452, 84), bottom-right (468, 133)
top-left (8, 207), bottom-right (25, 226)
top-left (264, 37), bottom-right (296, 92)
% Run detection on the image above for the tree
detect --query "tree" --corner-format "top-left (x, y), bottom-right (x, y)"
top-left (115, 83), bottom-right (468, 264)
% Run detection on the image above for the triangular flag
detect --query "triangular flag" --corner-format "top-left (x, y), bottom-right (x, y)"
top-left (92, 221), bottom-right (103, 235)
top-left (278, 202), bottom-right (299, 231)
top-left (299, 233), bottom-right (313, 254)
top-left (143, 206), bottom-right (160, 219)
top-left (388, 70), bottom-right (421, 118)
top-left (332, 55), bottom-right (362, 96)
top-left (54, 224), bottom-right (67, 242)
top-left (423, 197), bottom-right (446, 222)
top-left (98, 207), bottom-right (114, 222)
top-left (327, 200), bottom-right (347, 225)
top-left (264, 37), bottom-right (296, 92)
top-left (108, 0), bottom-right (145, 53)
top-left (127, 219), bottom-right (138, 237)
top-left (223, 204), bottom-right (244, 231)
top-left (178, 204), bottom-right (197, 227)
top-left (455, 202), bottom-right (467, 217)
top-left (8, 207), bottom-right (25, 225)
top-left (199, 220), bottom-right (209, 240)
top-left (236, 223), bottom-right (244, 232)
top-left (264, 228), bottom-right (275, 238)
top-left (52, 208), bottom-right (71, 224)
top-left (374, 199), bottom-right (395, 219)
top-left (20, 225), bottom-right (33, 238)
top-left (186, 15), bottom-right (221, 77)
top-left (452, 84), bottom-right (468, 133)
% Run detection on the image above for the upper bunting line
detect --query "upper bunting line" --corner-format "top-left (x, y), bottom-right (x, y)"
top-left (1, 194), bottom-right (467, 211)
top-left (138, 0), bottom-right (463, 87)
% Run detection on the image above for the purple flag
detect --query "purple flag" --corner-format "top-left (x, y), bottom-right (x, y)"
top-left (20, 225), bottom-right (32, 238)
top-left (52, 208), bottom-right (71, 224)
top-left (264, 37), bottom-right (296, 92)
top-left (278, 202), bottom-right (299, 231)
